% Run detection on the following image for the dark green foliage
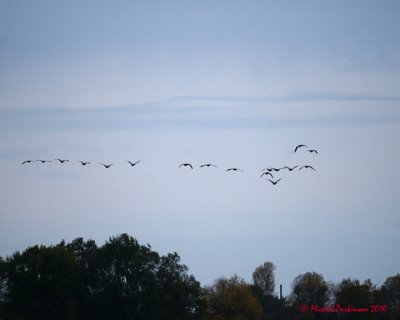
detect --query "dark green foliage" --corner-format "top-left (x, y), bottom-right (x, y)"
top-left (1, 239), bottom-right (399, 320)
top-left (2, 245), bottom-right (83, 320)
top-left (381, 274), bottom-right (400, 320)
top-left (0, 234), bottom-right (204, 320)
top-left (291, 272), bottom-right (330, 306)
top-left (334, 278), bottom-right (375, 320)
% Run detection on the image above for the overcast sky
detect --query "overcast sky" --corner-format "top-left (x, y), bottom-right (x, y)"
top-left (1, 0), bottom-right (400, 295)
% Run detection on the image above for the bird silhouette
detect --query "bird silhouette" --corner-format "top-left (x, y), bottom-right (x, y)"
top-left (99, 163), bottom-right (113, 168)
top-left (77, 161), bottom-right (90, 166)
top-left (283, 165), bottom-right (299, 171)
top-left (299, 165), bottom-right (315, 171)
top-left (200, 164), bottom-right (218, 168)
top-left (54, 159), bottom-right (69, 163)
top-left (127, 160), bottom-right (140, 167)
top-left (179, 163), bottom-right (193, 169)
top-left (261, 167), bottom-right (274, 172)
top-left (227, 168), bottom-right (244, 172)
top-left (294, 144), bottom-right (308, 153)
top-left (266, 178), bottom-right (282, 185)
top-left (260, 172), bottom-right (274, 179)
top-left (306, 149), bottom-right (318, 154)
top-left (21, 160), bottom-right (34, 165)
top-left (36, 160), bottom-right (52, 163)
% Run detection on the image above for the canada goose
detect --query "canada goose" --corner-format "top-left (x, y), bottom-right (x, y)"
top-left (36, 160), bottom-right (51, 163)
top-left (200, 164), bottom-right (218, 168)
top-left (227, 168), bottom-right (244, 172)
top-left (127, 160), bottom-right (140, 167)
top-left (21, 160), bottom-right (34, 165)
top-left (260, 172), bottom-right (274, 179)
top-left (283, 165), bottom-right (298, 171)
top-left (54, 159), bottom-right (69, 163)
top-left (306, 149), bottom-right (318, 154)
top-left (266, 178), bottom-right (282, 185)
top-left (299, 165), bottom-right (315, 171)
top-left (99, 163), bottom-right (113, 168)
top-left (77, 161), bottom-right (90, 166)
top-left (179, 163), bottom-right (193, 169)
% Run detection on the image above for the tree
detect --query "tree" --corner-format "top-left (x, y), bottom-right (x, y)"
top-left (206, 275), bottom-right (262, 320)
top-left (153, 252), bottom-right (206, 320)
top-left (3, 245), bottom-right (84, 320)
top-left (334, 278), bottom-right (376, 320)
top-left (252, 262), bottom-right (276, 297)
top-left (290, 272), bottom-right (330, 320)
top-left (1, 234), bottom-right (206, 320)
top-left (381, 274), bottom-right (400, 320)
top-left (86, 233), bottom-right (204, 320)
top-left (250, 284), bottom-right (289, 320)
top-left (0, 256), bottom-right (6, 320)
top-left (291, 272), bottom-right (329, 306)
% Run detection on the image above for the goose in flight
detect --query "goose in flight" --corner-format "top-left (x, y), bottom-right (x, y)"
top-left (179, 163), bottom-right (193, 169)
top-left (99, 163), bottom-right (113, 168)
top-left (261, 167), bottom-right (282, 172)
top-left (200, 164), bottom-right (218, 168)
top-left (55, 159), bottom-right (69, 163)
top-left (294, 144), bottom-right (308, 153)
top-left (299, 165), bottom-right (315, 171)
top-left (260, 172), bottom-right (274, 179)
top-left (227, 168), bottom-right (244, 172)
top-left (127, 160), bottom-right (140, 167)
top-left (266, 178), bottom-right (282, 185)
top-left (21, 160), bottom-right (34, 165)
top-left (306, 149), bottom-right (318, 154)
top-left (36, 160), bottom-right (52, 163)
top-left (283, 165), bottom-right (298, 171)
top-left (77, 161), bottom-right (90, 166)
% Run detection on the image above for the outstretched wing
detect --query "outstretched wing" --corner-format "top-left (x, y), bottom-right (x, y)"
top-left (294, 144), bottom-right (307, 153)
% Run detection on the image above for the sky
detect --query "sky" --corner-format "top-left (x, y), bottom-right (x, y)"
top-left (0, 0), bottom-right (400, 296)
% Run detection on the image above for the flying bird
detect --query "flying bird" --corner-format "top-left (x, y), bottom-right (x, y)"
top-left (260, 172), bottom-right (274, 179)
top-left (200, 164), bottom-right (218, 168)
top-left (306, 149), bottom-right (318, 154)
top-left (283, 165), bottom-right (299, 171)
top-left (99, 163), bottom-right (113, 168)
top-left (266, 178), bottom-right (282, 185)
top-left (294, 144), bottom-right (308, 153)
top-left (261, 167), bottom-right (274, 172)
top-left (179, 163), bottom-right (193, 169)
top-left (77, 161), bottom-right (90, 166)
top-left (299, 165), bottom-right (315, 171)
top-left (127, 160), bottom-right (140, 167)
top-left (21, 160), bottom-right (34, 165)
top-left (36, 160), bottom-right (52, 163)
top-left (54, 159), bottom-right (69, 163)
top-left (227, 168), bottom-right (244, 172)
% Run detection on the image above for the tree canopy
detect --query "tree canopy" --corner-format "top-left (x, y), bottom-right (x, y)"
top-left (0, 236), bottom-right (399, 320)
top-left (252, 261), bottom-right (276, 297)
top-left (205, 275), bottom-right (262, 320)
top-left (0, 234), bottom-right (204, 320)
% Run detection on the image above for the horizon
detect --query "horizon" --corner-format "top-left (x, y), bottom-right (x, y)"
top-left (1, 0), bottom-right (399, 297)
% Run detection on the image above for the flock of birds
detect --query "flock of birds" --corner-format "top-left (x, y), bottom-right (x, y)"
top-left (21, 144), bottom-right (318, 186)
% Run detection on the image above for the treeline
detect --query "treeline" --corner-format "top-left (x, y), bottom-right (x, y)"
top-left (0, 234), bottom-right (399, 320)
